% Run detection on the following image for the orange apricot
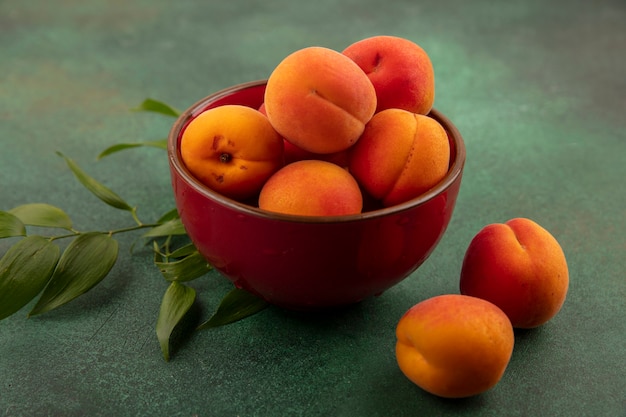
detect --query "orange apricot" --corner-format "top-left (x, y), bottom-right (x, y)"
top-left (258, 160), bottom-right (362, 216)
top-left (349, 108), bottom-right (450, 207)
top-left (180, 104), bottom-right (284, 201)
top-left (396, 294), bottom-right (514, 398)
top-left (264, 46), bottom-right (377, 154)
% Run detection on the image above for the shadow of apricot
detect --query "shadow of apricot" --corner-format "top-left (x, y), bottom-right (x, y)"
top-left (355, 360), bottom-right (491, 417)
top-left (431, 391), bottom-right (488, 411)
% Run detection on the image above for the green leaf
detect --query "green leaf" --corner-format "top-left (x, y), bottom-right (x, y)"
top-left (57, 152), bottom-right (134, 211)
top-left (9, 203), bottom-right (73, 230)
top-left (29, 232), bottom-right (119, 316)
top-left (97, 140), bottom-right (168, 160)
top-left (133, 98), bottom-right (180, 117)
top-left (156, 207), bottom-right (180, 224)
top-left (155, 251), bottom-right (211, 282)
top-left (167, 243), bottom-right (198, 259)
top-left (156, 281), bottom-right (196, 361)
top-left (143, 218), bottom-right (186, 238)
top-left (0, 236), bottom-right (60, 320)
top-left (0, 211), bottom-right (26, 238)
top-left (196, 288), bottom-right (268, 330)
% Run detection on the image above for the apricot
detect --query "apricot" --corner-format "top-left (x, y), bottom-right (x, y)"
top-left (460, 218), bottom-right (569, 328)
top-left (258, 160), bottom-right (362, 216)
top-left (264, 46), bottom-right (377, 154)
top-left (180, 105), bottom-right (284, 201)
top-left (396, 294), bottom-right (514, 398)
top-left (349, 108), bottom-right (450, 207)
top-left (343, 35), bottom-right (435, 115)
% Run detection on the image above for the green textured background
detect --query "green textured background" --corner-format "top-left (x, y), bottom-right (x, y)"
top-left (1, 0), bottom-right (625, 416)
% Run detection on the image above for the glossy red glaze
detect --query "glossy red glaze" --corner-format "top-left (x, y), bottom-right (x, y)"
top-left (167, 80), bottom-right (466, 310)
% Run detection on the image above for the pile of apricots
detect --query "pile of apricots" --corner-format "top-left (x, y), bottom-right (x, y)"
top-left (180, 35), bottom-right (447, 216)
top-left (180, 35), bottom-right (569, 400)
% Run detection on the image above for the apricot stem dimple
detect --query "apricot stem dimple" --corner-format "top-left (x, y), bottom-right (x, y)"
top-left (507, 225), bottom-right (527, 251)
top-left (372, 53), bottom-right (383, 72)
top-left (219, 153), bottom-right (232, 163)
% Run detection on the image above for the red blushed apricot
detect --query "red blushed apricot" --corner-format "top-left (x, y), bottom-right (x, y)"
top-left (343, 35), bottom-right (435, 115)
top-left (264, 46), bottom-right (377, 154)
top-left (180, 105), bottom-right (284, 201)
top-left (460, 218), bottom-right (569, 328)
top-left (258, 160), bottom-right (362, 216)
top-left (396, 294), bottom-right (514, 398)
top-left (349, 108), bottom-right (450, 207)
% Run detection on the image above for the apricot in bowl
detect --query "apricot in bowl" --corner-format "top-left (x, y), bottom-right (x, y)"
top-left (167, 80), bottom-right (466, 310)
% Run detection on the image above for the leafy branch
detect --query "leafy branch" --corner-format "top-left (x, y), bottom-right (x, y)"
top-left (0, 98), bottom-right (268, 362)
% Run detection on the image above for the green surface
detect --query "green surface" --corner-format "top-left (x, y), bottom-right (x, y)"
top-left (1, 0), bottom-right (625, 416)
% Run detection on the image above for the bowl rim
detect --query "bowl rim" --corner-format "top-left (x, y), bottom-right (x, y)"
top-left (168, 79), bottom-right (466, 224)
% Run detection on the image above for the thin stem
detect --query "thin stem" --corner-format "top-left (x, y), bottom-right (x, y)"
top-left (48, 222), bottom-right (161, 242)
top-left (110, 223), bottom-right (161, 235)
top-left (48, 231), bottom-right (80, 241)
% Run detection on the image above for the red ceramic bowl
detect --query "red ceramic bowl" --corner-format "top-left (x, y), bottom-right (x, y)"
top-left (168, 80), bottom-right (466, 310)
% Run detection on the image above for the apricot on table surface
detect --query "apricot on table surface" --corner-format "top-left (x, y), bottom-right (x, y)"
top-left (264, 46), bottom-right (377, 154)
top-left (396, 294), bottom-right (514, 398)
top-left (349, 108), bottom-right (450, 207)
top-left (460, 218), bottom-right (569, 328)
top-left (343, 35), bottom-right (435, 115)
top-left (258, 160), bottom-right (362, 217)
top-left (180, 104), bottom-right (284, 201)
